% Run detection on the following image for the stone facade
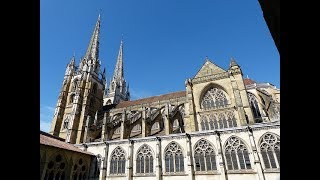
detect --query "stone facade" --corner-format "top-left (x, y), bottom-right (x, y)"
top-left (47, 15), bottom-right (280, 180)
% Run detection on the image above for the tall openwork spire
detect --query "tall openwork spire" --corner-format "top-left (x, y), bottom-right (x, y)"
top-left (84, 14), bottom-right (101, 61)
top-left (112, 38), bottom-right (124, 81)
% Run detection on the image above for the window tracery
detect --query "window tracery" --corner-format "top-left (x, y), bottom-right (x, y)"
top-left (225, 137), bottom-right (252, 170)
top-left (194, 139), bottom-right (217, 172)
top-left (260, 133), bottom-right (280, 169)
top-left (201, 87), bottom-right (229, 110)
top-left (248, 93), bottom-right (261, 119)
top-left (110, 147), bottom-right (126, 175)
top-left (164, 142), bottom-right (184, 173)
top-left (136, 144), bottom-right (154, 174)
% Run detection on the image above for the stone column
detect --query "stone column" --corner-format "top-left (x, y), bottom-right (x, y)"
top-left (184, 79), bottom-right (198, 132)
top-left (141, 108), bottom-right (147, 137)
top-left (99, 143), bottom-right (109, 180)
top-left (156, 137), bottom-right (162, 180)
top-left (163, 104), bottom-right (171, 135)
top-left (247, 127), bottom-right (265, 180)
top-left (216, 132), bottom-right (228, 180)
top-left (186, 134), bottom-right (195, 180)
top-left (101, 113), bottom-right (108, 141)
top-left (120, 111), bottom-right (127, 140)
top-left (127, 140), bottom-right (134, 180)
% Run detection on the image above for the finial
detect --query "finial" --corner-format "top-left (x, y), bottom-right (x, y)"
top-left (205, 56), bottom-right (209, 62)
top-left (98, 9), bottom-right (102, 18)
top-left (246, 74), bottom-right (249, 79)
top-left (121, 34), bottom-right (124, 44)
top-left (229, 57), bottom-right (238, 67)
top-left (73, 50), bottom-right (76, 58)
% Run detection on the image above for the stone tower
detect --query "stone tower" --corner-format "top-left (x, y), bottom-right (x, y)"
top-left (103, 39), bottom-right (130, 105)
top-left (50, 15), bottom-right (106, 144)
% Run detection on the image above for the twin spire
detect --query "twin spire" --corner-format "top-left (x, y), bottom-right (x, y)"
top-left (82, 14), bottom-right (128, 102)
top-left (112, 38), bottom-right (124, 81)
top-left (85, 14), bottom-right (101, 61)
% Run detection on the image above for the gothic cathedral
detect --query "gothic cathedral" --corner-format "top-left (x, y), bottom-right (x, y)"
top-left (43, 15), bottom-right (280, 180)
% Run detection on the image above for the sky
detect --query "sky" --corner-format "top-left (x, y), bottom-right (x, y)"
top-left (40, 0), bottom-right (279, 133)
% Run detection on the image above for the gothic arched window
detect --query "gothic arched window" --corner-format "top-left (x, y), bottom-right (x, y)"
top-left (248, 93), bottom-right (261, 119)
top-left (194, 139), bottom-right (217, 172)
top-left (63, 118), bottom-right (69, 129)
top-left (201, 87), bottom-right (229, 110)
top-left (136, 144), bottom-right (154, 174)
top-left (110, 147), bottom-right (126, 175)
top-left (72, 158), bottom-right (87, 180)
top-left (164, 142), bottom-right (184, 173)
top-left (260, 133), bottom-right (280, 169)
top-left (225, 136), bottom-right (252, 170)
top-left (226, 111), bottom-right (237, 128)
top-left (44, 154), bottom-right (67, 180)
top-left (200, 115), bottom-right (209, 131)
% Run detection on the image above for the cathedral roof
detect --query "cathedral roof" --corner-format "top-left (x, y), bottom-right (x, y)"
top-left (40, 131), bottom-right (93, 155)
top-left (116, 90), bottom-right (186, 108)
top-left (243, 78), bottom-right (257, 85)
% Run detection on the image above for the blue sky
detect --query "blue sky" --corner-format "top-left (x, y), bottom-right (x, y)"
top-left (40, 0), bottom-right (279, 132)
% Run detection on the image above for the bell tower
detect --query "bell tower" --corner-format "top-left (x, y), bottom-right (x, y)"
top-left (50, 14), bottom-right (106, 144)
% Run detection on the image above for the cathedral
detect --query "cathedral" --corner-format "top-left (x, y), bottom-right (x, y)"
top-left (40, 15), bottom-right (280, 180)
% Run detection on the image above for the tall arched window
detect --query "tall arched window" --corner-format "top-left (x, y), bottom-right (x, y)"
top-left (164, 142), bottom-right (184, 173)
top-left (248, 93), bottom-right (261, 119)
top-left (201, 87), bottom-right (229, 110)
top-left (200, 116), bottom-right (209, 131)
top-left (225, 136), bottom-right (252, 170)
top-left (110, 147), bottom-right (126, 175)
top-left (226, 111), bottom-right (237, 128)
top-left (63, 118), bottom-right (69, 129)
top-left (260, 133), bottom-right (280, 169)
top-left (69, 94), bottom-right (75, 104)
top-left (136, 144), bottom-right (154, 174)
top-left (194, 139), bottom-right (217, 172)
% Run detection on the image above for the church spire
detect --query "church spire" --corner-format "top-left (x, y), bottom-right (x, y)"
top-left (112, 38), bottom-right (124, 81)
top-left (84, 14), bottom-right (100, 61)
